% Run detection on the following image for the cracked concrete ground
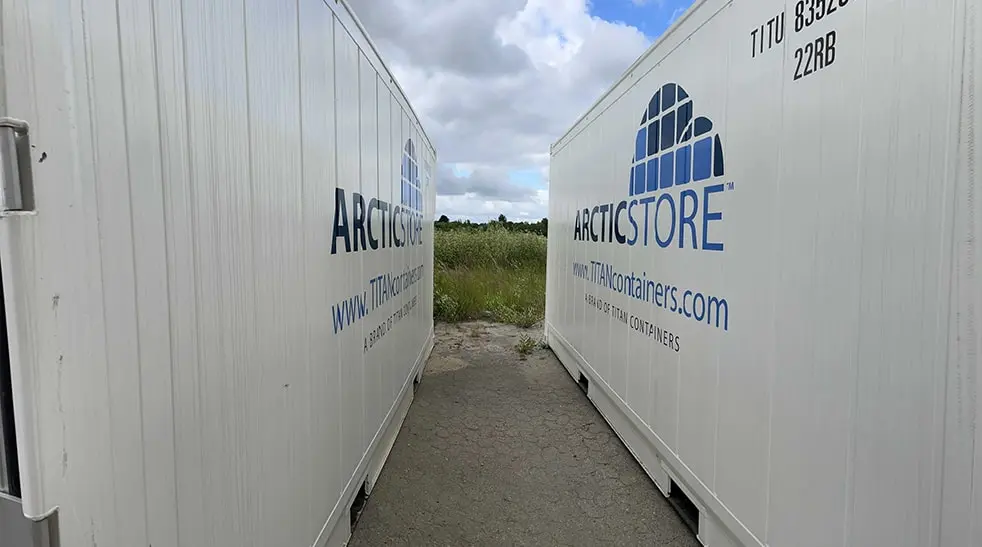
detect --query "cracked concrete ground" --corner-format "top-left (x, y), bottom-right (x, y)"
top-left (348, 321), bottom-right (701, 547)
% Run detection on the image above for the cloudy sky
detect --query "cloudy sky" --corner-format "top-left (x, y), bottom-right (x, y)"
top-left (356, 0), bottom-right (695, 222)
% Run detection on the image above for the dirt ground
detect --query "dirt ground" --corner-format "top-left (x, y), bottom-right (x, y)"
top-left (348, 321), bottom-right (700, 547)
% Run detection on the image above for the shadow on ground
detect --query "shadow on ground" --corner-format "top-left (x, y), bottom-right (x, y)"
top-left (348, 321), bottom-right (700, 547)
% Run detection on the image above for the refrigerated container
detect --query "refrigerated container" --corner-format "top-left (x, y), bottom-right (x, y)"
top-left (0, 0), bottom-right (436, 545)
top-left (546, 1), bottom-right (981, 546)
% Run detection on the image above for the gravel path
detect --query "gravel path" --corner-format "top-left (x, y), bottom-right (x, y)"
top-left (348, 321), bottom-right (700, 547)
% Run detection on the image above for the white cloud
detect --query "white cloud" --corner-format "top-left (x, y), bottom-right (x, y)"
top-left (356, 0), bottom-right (652, 221)
top-left (436, 190), bottom-right (550, 223)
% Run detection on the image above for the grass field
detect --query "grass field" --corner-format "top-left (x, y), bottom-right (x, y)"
top-left (433, 227), bottom-right (547, 327)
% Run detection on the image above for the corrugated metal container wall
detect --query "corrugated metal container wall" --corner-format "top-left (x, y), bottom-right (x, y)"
top-left (0, 0), bottom-right (435, 545)
top-left (546, 0), bottom-right (981, 546)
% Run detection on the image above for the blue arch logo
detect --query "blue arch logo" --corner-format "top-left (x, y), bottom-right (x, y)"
top-left (401, 139), bottom-right (423, 213)
top-left (572, 81), bottom-right (730, 253)
top-left (630, 82), bottom-right (724, 197)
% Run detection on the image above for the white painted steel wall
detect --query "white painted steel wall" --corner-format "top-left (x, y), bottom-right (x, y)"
top-left (0, 0), bottom-right (435, 546)
top-left (546, 1), bottom-right (981, 546)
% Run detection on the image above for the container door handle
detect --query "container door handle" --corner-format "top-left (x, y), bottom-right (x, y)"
top-left (0, 118), bottom-right (36, 216)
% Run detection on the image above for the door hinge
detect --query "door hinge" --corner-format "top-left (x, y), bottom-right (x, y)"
top-left (0, 118), bottom-right (36, 216)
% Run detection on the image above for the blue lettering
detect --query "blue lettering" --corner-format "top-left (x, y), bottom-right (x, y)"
top-left (639, 196), bottom-right (657, 246)
top-left (379, 201), bottom-right (390, 248)
top-left (679, 189), bottom-right (699, 249)
top-left (614, 201), bottom-right (627, 244)
top-left (331, 188), bottom-right (351, 255)
top-left (654, 194), bottom-right (676, 248)
top-left (709, 296), bottom-right (729, 331)
top-left (598, 204), bottom-right (610, 242)
top-left (627, 200), bottom-right (639, 246)
top-left (332, 302), bottom-right (345, 334)
top-left (367, 199), bottom-right (380, 250)
top-left (590, 206), bottom-right (600, 242)
top-left (401, 210), bottom-right (407, 246)
top-left (693, 293), bottom-right (706, 322)
top-left (702, 184), bottom-right (725, 251)
top-left (352, 193), bottom-right (367, 252)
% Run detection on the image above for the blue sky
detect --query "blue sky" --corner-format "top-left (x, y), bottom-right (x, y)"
top-left (589, 0), bottom-right (695, 39)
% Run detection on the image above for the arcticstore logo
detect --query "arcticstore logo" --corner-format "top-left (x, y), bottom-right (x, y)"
top-left (332, 138), bottom-right (425, 255)
top-left (573, 82), bottom-right (732, 252)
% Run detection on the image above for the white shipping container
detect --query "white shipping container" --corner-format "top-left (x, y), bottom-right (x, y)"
top-left (546, 1), bottom-right (980, 546)
top-left (0, 0), bottom-right (436, 546)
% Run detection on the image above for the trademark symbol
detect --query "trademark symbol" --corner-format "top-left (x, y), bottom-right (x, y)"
top-left (726, 182), bottom-right (736, 191)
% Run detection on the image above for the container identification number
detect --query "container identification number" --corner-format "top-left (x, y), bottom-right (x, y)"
top-left (794, 0), bottom-right (849, 33)
top-left (794, 31), bottom-right (837, 81)
top-left (750, 0), bottom-right (852, 82)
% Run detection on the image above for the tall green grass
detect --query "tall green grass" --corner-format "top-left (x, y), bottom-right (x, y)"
top-left (434, 227), bottom-right (547, 327)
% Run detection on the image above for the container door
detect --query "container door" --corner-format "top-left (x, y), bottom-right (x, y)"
top-left (0, 259), bottom-right (19, 499)
top-left (0, 1), bottom-right (45, 542)
top-left (0, 258), bottom-right (33, 544)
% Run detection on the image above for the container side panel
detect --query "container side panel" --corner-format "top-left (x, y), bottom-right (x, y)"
top-left (545, 154), bottom-right (557, 335)
top-left (666, 15), bottom-right (729, 490)
top-left (710, 1), bottom-right (785, 536)
top-left (64, 0), bottom-right (118, 538)
top-left (152, 0), bottom-right (207, 544)
top-left (969, 5), bottom-right (982, 543)
top-left (359, 52), bottom-right (383, 448)
top-left (844, 3), bottom-right (960, 547)
top-left (940, 1), bottom-right (981, 545)
top-left (334, 23), bottom-right (366, 481)
top-left (404, 119), bottom-right (417, 365)
top-left (330, 1), bottom-right (433, 155)
top-left (392, 101), bottom-right (409, 394)
top-left (244, 0), bottom-right (309, 544)
top-left (401, 98), bottom-right (417, 393)
top-left (117, 0), bottom-right (179, 544)
top-left (82, 0), bottom-right (150, 544)
top-left (599, 119), bottom-right (627, 405)
top-left (428, 141), bottom-right (436, 327)
top-left (584, 124), bottom-right (606, 386)
top-left (399, 110), bottom-right (414, 376)
top-left (567, 141), bottom-right (587, 380)
top-left (560, 152), bottom-right (584, 374)
top-left (411, 120), bottom-right (423, 357)
top-left (375, 84), bottom-right (396, 421)
top-left (415, 124), bottom-right (427, 352)
top-left (410, 115), bottom-right (422, 370)
top-left (766, 1), bottom-right (866, 544)
top-left (299, 0), bottom-right (343, 528)
top-left (182, 0), bottom-right (254, 543)
top-left (427, 145), bottom-right (436, 329)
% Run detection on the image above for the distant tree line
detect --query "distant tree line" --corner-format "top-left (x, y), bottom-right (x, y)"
top-left (435, 213), bottom-right (548, 237)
